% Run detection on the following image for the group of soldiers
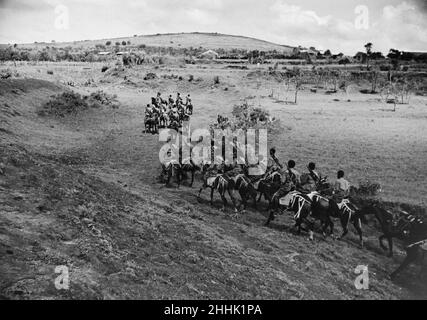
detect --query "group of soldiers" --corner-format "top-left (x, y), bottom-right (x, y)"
top-left (266, 147), bottom-right (350, 201)
top-left (144, 92), bottom-right (194, 133)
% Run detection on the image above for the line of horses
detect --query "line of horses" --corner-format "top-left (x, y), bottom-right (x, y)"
top-left (160, 160), bottom-right (427, 280)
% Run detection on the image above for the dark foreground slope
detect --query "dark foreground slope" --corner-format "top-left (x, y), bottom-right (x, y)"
top-left (0, 78), bottom-right (426, 300)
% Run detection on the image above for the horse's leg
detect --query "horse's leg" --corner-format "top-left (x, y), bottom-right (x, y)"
top-left (379, 234), bottom-right (388, 251)
top-left (165, 168), bottom-right (171, 186)
top-left (353, 218), bottom-right (364, 248)
top-left (265, 210), bottom-right (275, 226)
top-left (387, 236), bottom-right (394, 258)
top-left (239, 191), bottom-right (246, 211)
top-left (391, 247), bottom-right (418, 280)
top-left (257, 191), bottom-right (263, 203)
top-left (339, 215), bottom-right (349, 240)
top-left (220, 192), bottom-right (228, 212)
top-left (252, 194), bottom-right (257, 210)
top-left (210, 188), bottom-right (215, 206)
top-left (197, 185), bottom-right (205, 200)
top-left (227, 188), bottom-right (238, 213)
top-left (189, 170), bottom-right (195, 188)
top-left (304, 217), bottom-right (314, 241)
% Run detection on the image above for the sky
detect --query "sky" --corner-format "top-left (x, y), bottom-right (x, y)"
top-left (0, 0), bottom-right (426, 54)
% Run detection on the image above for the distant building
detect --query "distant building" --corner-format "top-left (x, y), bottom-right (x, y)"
top-left (199, 49), bottom-right (219, 60)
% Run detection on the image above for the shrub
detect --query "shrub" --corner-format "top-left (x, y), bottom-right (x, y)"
top-left (106, 41), bottom-right (111, 46)
top-left (214, 75), bottom-right (220, 84)
top-left (47, 70), bottom-right (54, 75)
top-left (101, 66), bottom-right (109, 73)
top-left (188, 74), bottom-right (194, 82)
top-left (88, 90), bottom-right (119, 109)
top-left (38, 90), bottom-right (119, 117)
top-left (144, 73), bottom-right (158, 81)
top-left (121, 41), bottom-right (127, 46)
top-left (0, 69), bottom-right (12, 79)
top-left (38, 92), bottom-right (90, 117)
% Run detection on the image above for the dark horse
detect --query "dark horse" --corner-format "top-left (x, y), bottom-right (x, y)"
top-left (266, 190), bottom-right (316, 241)
top-left (311, 194), bottom-right (365, 247)
top-left (256, 170), bottom-right (282, 208)
top-left (234, 174), bottom-right (258, 211)
top-left (360, 204), bottom-right (427, 279)
top-left (197, 172), bottom-right (239, 213)
top-left (361, 204), bottom-right (415, 257)
top-left (144, 113), bottom-right (159, 134)
top-left (162, 161), bottom-right (181, 188)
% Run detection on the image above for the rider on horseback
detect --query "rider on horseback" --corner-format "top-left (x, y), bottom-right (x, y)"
top-left (287, 160), bottom-right (301, 187)
top-left (300, 162), bottom-right (320, 192)
top-left (333, 170), bottom-right (350, 201)
top-left (267, 148), bottom-right (283, 172)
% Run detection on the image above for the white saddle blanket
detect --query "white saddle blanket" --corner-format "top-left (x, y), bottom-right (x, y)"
top-left (206, 176), bottom-right (217, 187)
top-left (337, 199), bottom-right (351, 211)
top-left (279, 192), bottom-right (298, 207)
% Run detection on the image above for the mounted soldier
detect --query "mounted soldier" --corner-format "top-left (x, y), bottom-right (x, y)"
top-left (286, 160), bottom-right (301, 187)
top-left (300, 162), bottom-right (321, 193)
top-left (333, 170), bottom-right (350, 202)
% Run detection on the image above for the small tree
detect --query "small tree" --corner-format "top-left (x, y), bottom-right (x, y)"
top-left (364, 42), bottom-right (373, 70)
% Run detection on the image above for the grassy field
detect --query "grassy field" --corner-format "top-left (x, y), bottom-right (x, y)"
top-left (1, 58), bottom-right (427, 299)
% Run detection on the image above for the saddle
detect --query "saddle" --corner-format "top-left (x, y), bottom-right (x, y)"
top-left (337, 198), bottom-right (351, 211)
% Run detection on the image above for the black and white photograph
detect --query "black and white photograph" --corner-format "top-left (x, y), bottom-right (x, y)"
top-left (0, 0), bottom-right (427, 304)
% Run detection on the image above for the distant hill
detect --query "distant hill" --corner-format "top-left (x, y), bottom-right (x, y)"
top-left (14, 32), bottom-right (295, 53)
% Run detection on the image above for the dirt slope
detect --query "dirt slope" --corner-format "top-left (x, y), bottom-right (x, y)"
top-left (0, 78), bottom-right (426, 300)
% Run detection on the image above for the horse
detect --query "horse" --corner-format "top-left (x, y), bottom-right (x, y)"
top-left (159, 111), bottom-right (169, 128)
top-left (144, 112), bottom-right (159, 134)
top-left (162, 160), bottom-right (181, 188)
top-left (234, 174), bottom-right (258, 212)
top-left (361, 205), bottom-right (424, 257)
top-left (388, 213), bottom-right (427, 279)
top-left (180, 158), bottom-right (209, 188)
top-left (310, 193), bottom-right (364, 247)
top-left (391, 239), bottom-right (427, 280)
top-left (256, 170), bottom-right (282, 207)
top-left (269, 190), bottom-right (316, 240)
top-left (197, 170), bottom-right (238, 213)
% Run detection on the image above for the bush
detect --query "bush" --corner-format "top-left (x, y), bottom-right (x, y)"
top-left (214, 75), bottom-right (220, 84)
top-left (88, 90), bottom-right (119, 109)
top-left (0, 69), bottom-right (12, 79)
top-left (47, 70), bottom-right (54, 75)
top-left (101, 66), bottom-right (109, 73)
top-left (106, 41), bottom-right (111, 46)
top-left (351, 180), bottom-right (382, 199)
top-left (38, 92), bottom-right (90, 117)
top-left (38, 90), bottom-right (119, 117)
top-left (144, 72), bottom-right (158, 80)
top-left (188, 74), bottom-right (194, 82)
top-left (121, 41), bottom-right (127, 46)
